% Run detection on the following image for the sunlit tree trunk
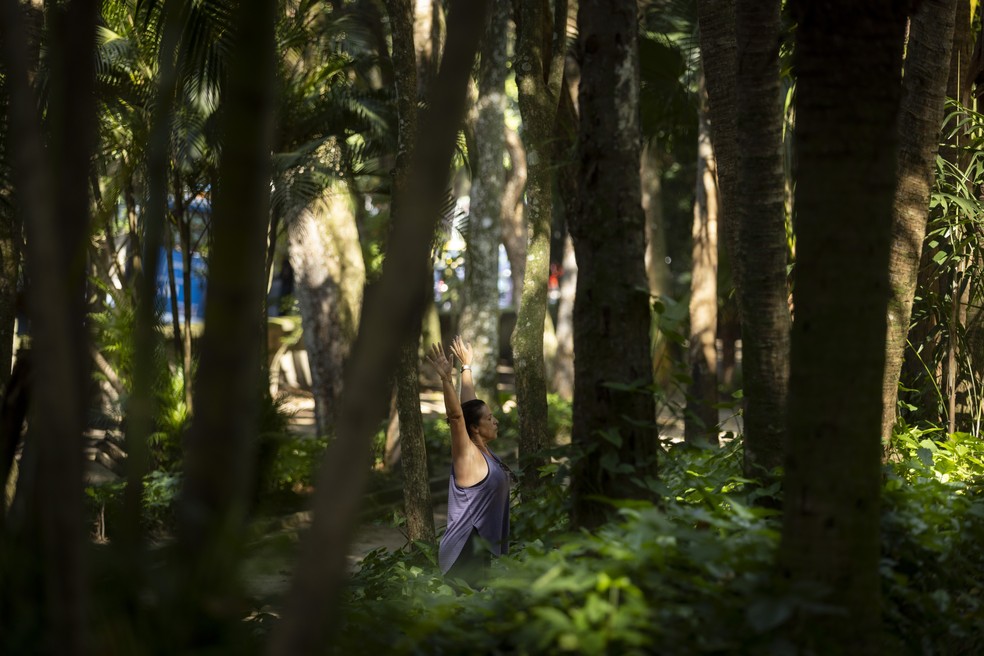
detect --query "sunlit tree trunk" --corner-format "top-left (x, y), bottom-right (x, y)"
top-left (734, 0), bottom-right (790, 477)
top-left (696, 0), bottom-right (740, 295)
top-left (460, 0), bottom-right (508, 402)
top-left (0, 0), bottom-right (99, 651)
top-left (288, 182), bottom-right (365, 440)
top-left (385, 0), bottom-right (435, 543)
top-left (780, 3), bottom-right (906, 652)
top-left (413, 0), bottom-right (444, 96)
top-left (881, 0), bottom-right (957, 445)
top-left (175, 0), bottom-right (276, 639)
top-left (510, 0), bottom-right (566, 496)
top-left (569, 0), bottom-right (657, 528)
top-left (685, 71), bottom-right (719, 445)
top-left (501, 126), bottom-right (527, 307)
top-left (641, 143), bottom-right (674, 387)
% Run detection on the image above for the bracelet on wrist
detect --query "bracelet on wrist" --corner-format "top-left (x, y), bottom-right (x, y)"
top-left (460, 365), bottom-right (471, 371)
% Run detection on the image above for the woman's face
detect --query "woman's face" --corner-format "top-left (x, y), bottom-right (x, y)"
top-left (473, 405), bottom-right (499, 442)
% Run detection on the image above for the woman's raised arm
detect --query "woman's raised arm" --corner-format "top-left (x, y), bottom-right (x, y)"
top-left (450, 336), bottom-right (477, 403)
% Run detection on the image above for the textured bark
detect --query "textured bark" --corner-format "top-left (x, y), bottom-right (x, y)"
top-left (695, 0), bottom-right (741, 294)
top-left (267, 4), bottom-right (489, 651)
top-left (734, 0), bottom-right (790, 476)
top-left (881, 0), bottom-right (957, 445)
top-left (641, 143), bottom-right (674, 387)
top-left (175, 0), bottom-right (276, 637)
top-left (500, 126), bottom-right (527, 306)
top-left (459, 0), bottom-right (509, 401)
top-left (510, 0), bottom-right (566, 496)
top-left (387, 0), bottom-right (435, 544)
top-left (569, 0), bottom-right (657, 528)
top-left (780, 3), bottom-right (906, 652)
top-left (289, 183), bottom-right (365, 439)
top-left (0, 0), bottom-right (99, 651)
top-left (685, 73), bottom-right (719, 445)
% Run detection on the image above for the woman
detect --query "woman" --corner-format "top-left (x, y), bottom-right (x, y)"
top-left (425, 337), bottom-right (511, 586)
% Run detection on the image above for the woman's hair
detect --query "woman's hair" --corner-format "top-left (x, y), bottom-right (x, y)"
top-left (461, 399), bottom-right (487, 438)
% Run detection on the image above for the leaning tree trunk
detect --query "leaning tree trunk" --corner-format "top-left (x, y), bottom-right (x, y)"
top-left (780, 3), bottom-right (906, 653)
top-left (459, 0), bottom-right (509, 402)
top-left (174, 0), bottom-right (276, 641)
top-left (511, 0), bottom-right (566, 497)
top-left (267, 3), bottom-right (489, 652)
top-left (733, 0), bottom-right (790, 477)
top-left (569, 0), bottom-right (658, 529)
top-left (0, 0), bottom-right (99, 651)
top-left (289, 181), bottom-right (365, 440)
top-left (685, 69), bottom-right (719, 446)
top-left (880, 0), bottom-right (957, 445)
top-left (385, 0), bottom-right (435, 544)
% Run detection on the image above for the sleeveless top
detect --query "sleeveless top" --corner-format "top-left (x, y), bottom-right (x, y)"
top-left (438, 449), bottom-right (511, 574)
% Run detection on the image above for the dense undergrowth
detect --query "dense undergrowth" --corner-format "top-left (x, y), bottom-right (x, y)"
top-left (325, 427), bottom-right (984, 655)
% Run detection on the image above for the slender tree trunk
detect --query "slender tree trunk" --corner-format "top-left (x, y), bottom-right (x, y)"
top-left (685, 70), bottom-right (719, 445)
top-left (166, 226), bottom-right (184, 362)
top-left (0, 0), bottom-right (99, 651)
top-left (881, 0), bottom-right (957, 445)
top-left (641, 143), bottom-right (674, 387)
top-left (511, 0), bottom-right (566, 496)
top-left (696, 0), bottom-right (740, 295)
top-left (459, 0), bottom-right (508, 402)
top-left (413, 0), bottom-right (444, 97)
top-left (387, 0), bottom-right (435, 543)
top-left (288, 182), bottom-right (365, 439)
top-left (179, 195), bottom-right (195, 411)
top-left (569, 0), bottom-right (657, 528)
top-left (175, 0), bottom-right (276, 640)
top-left (734, 0), bottom-right (790, 477)
top-left (501, 126), bottom-right (527, 308)
top-left (780, 3), bottom-right (906, 652)
top-left (267, 4), bottom-right (489, 652)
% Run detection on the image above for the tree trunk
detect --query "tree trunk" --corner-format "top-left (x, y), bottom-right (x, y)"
top-left (413, 0), bottom-right (444, 97)
top-left (387, 0), bottom-right (435, 544)
top-left (459, 0), bottom-right (509, 402)
top-left (734, 0), bottom-right (790, 477)
top-left (0, 0), bottom-right (99, 651)
top-left (510, 0), bottom-right (566, 497)
top-left (695, 0), bottom-right (741, 295)
top-left (641, 143), bottom-right (674, 388)
top-left (175, 0), bottom-right (276, 639)
top-left (552, 236), bottom-right (576, 401)
top-left (267, 3), bottom-right (489, 651)
top-left (780, 3), bottom-right (906, 652)
top-left (569, 0), bottom-right (657, 528)
top-left (501, 126), bottom-right (527, 308)
top-left (288, 182), bottom-right (365, 439)
top-left (880, 0), bottom-right (957, 445)
top-left (685, 70), bottom-right (719, 446)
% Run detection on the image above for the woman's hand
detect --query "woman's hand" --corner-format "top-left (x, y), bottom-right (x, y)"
top-left (450, 336), bottom-right (473, 367)
top-left (425, 343), bottom-right (454, 382)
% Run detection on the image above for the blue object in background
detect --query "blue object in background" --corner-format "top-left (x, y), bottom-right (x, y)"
top-left (156, 248), bottom-right (207, 324)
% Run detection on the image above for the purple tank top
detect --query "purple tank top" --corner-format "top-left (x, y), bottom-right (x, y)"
top-left (438, 449), bottom-right (511, 573)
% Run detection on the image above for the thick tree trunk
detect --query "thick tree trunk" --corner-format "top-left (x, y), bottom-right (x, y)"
top-left (734, 0), bottom-right (790, 477)
top-left (569, 0), bottom-right (657, 528)
top-left (780, 3), bottom-right (906, 652)
top-left (459, 0), bottom-right (509, 401)
top-left (387, 0), bottom-right (435, 544)
top-left (0, 0), bottom-right (99, 651)
top-left (685, 72), bottom-right (719, 446)
top-left (175, 0), bottom-right (276, 639)
top-left (267, 4), bottom-right (489, 652)
top-left (288, 183), bottom-right (365, 439)
top-left (880, 0), bottom-right (957, 445)
top-left (510, 0), bottom-right (566, 496)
